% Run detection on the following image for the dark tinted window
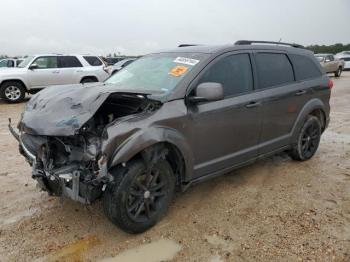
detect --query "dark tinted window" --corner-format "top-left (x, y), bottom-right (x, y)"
top-left (83, 56), bottom-right (102, 66)
top-left (199, 54), bottom-right (253, 97)
top-left (7, 60), bottom-right (14, 67)
top-left (342, 57), bottom-right (350, 61)
top-left (58, 56), bottom-right (83, 68)
top-left (255, 53), bottom-right (294, 89)
top-left (32, 56), bottom-right (58, 69)
top-left (290, 54), bottom-right (322, 80)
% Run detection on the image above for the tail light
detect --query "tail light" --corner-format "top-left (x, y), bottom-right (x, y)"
top-left (328, 79), bottom-right (334, 89)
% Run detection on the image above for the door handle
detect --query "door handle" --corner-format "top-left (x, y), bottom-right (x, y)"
top-left (295, 90), bottom-right (306, 96)
top-left (245, 101), bottom-right (261, 108)
top-left (52, 70), bottom-right (60, 74)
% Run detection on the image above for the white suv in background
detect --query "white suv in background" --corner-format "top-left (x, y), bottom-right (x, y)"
top-left (0, 54), bottom-right (110, 102)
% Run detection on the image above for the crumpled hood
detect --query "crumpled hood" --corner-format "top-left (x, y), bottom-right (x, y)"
top-left (20, 83), bottom-right (155, 136)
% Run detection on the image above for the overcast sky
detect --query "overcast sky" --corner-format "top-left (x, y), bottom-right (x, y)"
top-left (1, 0), bottom-right (349, 56)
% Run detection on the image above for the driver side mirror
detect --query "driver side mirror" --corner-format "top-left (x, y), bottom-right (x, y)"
top-left (189, 82), bottom-right (224, 104)
top-left (29, 63), bottom-right (39, 70)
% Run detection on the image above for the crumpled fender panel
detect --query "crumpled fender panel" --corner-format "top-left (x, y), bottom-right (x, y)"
top-left (108, 126), bottom-right (194, 181)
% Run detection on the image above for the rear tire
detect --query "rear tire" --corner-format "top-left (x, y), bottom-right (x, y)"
top-left (335, 67), bottom-right (342, 77)
top-left (288, 116), bottom-right (321, 161)
top-left (103, 159), bottom-right (175, 234)
top-left (0, 81), bottom-right (26, 103)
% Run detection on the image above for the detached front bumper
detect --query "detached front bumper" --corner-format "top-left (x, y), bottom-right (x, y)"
top-left (9, 118), bottom-right (36, 165)
top-left (8, 119), bottom-right (103, 204)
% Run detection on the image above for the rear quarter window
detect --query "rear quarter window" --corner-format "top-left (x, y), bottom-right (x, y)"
top-left (58, 56), bottom-right (83, 68)
top-left (290, 54), bottom-right (322, 80)
top-left (83, 56), bottom-right (103, 66)
top-left (255, 53), bottom-right (294, 89)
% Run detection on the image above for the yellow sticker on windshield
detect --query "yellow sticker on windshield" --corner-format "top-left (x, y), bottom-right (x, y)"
top-left (169, 65), bottom-right (188, 77)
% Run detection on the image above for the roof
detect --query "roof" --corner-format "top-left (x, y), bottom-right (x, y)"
top-left (154, 43), bottom-right (313, 56)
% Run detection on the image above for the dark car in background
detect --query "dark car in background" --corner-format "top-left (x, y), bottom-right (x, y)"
top-left (10, 40), bottom-right (331, 233)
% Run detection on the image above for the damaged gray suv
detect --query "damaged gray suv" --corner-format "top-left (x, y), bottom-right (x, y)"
top-left (9, 40), bottom-right (331, 233)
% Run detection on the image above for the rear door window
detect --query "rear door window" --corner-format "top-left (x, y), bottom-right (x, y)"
top-left (255, 53), bottom-right (294, 89)
top-left (32, 56), bottom-right (58, 69)
top-left (58, 56), bottom-right (83, 68)
top-left (83, 56), bottom-right (103, 66)
top-left (199, 53), bottom-right (254, 97)
top-left (290, 54), bottom-right (322, 80)
top-left (7, 60), bottom-right (15, 67)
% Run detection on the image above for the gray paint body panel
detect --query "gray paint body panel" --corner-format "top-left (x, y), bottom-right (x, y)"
top-left (17, 43), bottom-right (331, 186)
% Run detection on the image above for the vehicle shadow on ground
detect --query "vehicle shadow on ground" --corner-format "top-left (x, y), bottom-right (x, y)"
top-left (0, 96), bottom-right (30, 105)
top-left (37, 151), bottom-right (291, 235)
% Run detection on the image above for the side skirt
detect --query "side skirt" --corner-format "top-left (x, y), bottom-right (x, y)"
top-left (182, 145), bottom-right (291, 191)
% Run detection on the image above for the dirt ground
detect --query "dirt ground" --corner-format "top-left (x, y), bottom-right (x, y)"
top-left (0, 72), bottom-right (349, 262)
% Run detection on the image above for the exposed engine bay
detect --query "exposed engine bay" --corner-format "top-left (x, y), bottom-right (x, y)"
top-left (10, 92), bottom-right (162, 204)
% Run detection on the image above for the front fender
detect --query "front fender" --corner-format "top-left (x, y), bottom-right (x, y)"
top-left (108, 126), bottom-right (194, 181)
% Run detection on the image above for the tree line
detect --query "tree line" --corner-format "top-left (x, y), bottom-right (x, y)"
top-left (1, 43), bottom-right (350, 59)
top-left (305, 43), bottom-right (350, 54)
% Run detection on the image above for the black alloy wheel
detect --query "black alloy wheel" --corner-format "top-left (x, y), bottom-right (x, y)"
top-left (289, 116), bottom-right (321, 161)
top-left (103, 159), bottom-right (175, 233)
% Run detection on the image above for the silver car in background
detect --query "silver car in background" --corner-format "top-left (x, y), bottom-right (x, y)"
top-left (315, 53), bottom-right (345, 77)
top-left (335, 52), bottom-right (350, 70)
top-left (0, 54), bottom-right (110, 102)
top-left (108, 58), bottom-right (137, 75)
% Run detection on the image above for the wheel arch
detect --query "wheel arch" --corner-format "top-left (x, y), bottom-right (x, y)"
top-left (107, 127), bottom-right (193, 188)
top-left (291, 98), bottom-right (328, 141)
top-left (0, 79), bottom-right (28, 91)
top-left (80, 75), bottom-right (99, 83)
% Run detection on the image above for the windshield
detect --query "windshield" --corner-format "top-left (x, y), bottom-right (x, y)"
top-left (17, 56), bottom-right (34, 68)
top-left (105, 53), bottom-right (207, 94)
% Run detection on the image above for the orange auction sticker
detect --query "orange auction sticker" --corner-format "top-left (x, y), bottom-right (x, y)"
top-left (169, 65), bottom-right (188, 77)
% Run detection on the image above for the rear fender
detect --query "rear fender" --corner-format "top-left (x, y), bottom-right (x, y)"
top-left (290, 98), bottom-right (327, 142)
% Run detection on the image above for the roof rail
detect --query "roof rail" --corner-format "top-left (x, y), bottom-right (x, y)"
top-left (235, 40), bottom-right (304, 49)
top-left (178, 44), bottom-right (199, 47)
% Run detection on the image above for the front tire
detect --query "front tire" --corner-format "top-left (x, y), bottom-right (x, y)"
top-left (335, 67), bottom-right (342, 77)
top-left (289, 116), bottom-right (322, 161)
top-left (0, 81), bottom-right (26, 103)
top-left (103, 159), bottom-right (175, 234)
